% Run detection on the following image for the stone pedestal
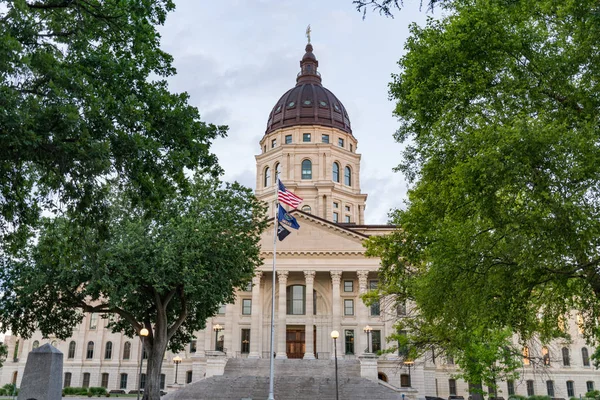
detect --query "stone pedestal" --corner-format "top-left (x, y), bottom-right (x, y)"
top-left (18, 343), bottom-right (63, 400)
top-left (358, 353), bottom-right (378, 382)
top-left (204, 351), bottom-right (227, 378)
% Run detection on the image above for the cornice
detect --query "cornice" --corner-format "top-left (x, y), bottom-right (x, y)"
top-left (260, 250), bottom-right (366, 257)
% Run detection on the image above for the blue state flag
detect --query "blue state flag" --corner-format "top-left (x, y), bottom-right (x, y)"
top-left (277, 205), bottom-right (300, 230)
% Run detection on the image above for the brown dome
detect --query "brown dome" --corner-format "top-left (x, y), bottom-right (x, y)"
top-left (265, 44), bottom-right (351, 135)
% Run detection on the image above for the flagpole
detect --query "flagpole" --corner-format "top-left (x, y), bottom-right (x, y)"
top-left (268, 200), bottom-right (278, 400)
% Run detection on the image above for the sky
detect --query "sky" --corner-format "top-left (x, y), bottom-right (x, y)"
top-left (158, 0), bottom-right (431, 224)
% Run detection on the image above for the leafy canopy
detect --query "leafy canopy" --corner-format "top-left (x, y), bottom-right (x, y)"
top-left (366, 0), bottom-right (600, 383)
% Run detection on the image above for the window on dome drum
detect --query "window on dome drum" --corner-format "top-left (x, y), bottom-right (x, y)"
top-left (322, 134), bottom-right (329, 144)
top-left (303, 133), bottom-right (311, 142)
top-left (562, 347), bottom-right (570, 366)
top-left (449, 379), bottom-right (457, 395)
top-left (338, 138), bottom-right (344, 148)
top-left (242, 299), bottom-right (252, 315)
top-left (344, 166), bottom-right (352, 186)
top-left (123, 341), bottom-right (131, 360)
top-left (371, 330), bottom-right (381, 353)
top-left (285, 135), bottom-right (292, 144)
top-left (344, 280), bottom-right (353, 292)
top-left (344, 299), bottom-right (354, 316)
top-left (101, 373), bottom-right (109, 388)
top-left (369, 280), bottom-right (380, 316)
top-left (64, 372), bottom-right (72, 388)
top-left (542, 346), bottom-right (550, 365)
top-left (264, 167), bottom-right (271, 188)
top-left (275, 163), bottom-right (281, 182)
top-left (86, 341), bottom-right (94, 359)
top-left (523, 346), bottom-right (530, 365)
top-left (186, 371), bottom-right (193, 384)
top-left (507, 380), bottom-right (515, 396)
top-left (83, 372), bottom-right (91, 388)
top-left (140, 373), bottom-right (146, 389)
top-left (582, 347), bottom-right (590, 366)
top-left (333, 212), bottom-right (339, 223)
top-left (120, 373), bottom-right (128, 390)
top-left (68, 341), bottom-right (76, 359)
top-left (345, 215), bottom-right (350, 223)
top-left (301, 159), bottom-right (312, 179)
top-left (89, 313), bottom-right (97, 329)
top-left (189, 340), bottom-right (197, 353)
top-left (263, 145), bottom-right (266, 153)
top-left (287, 285), bottom-right (306, 315)
top-left (350, 144), bottom-right (353, 152)
top-left (104, 341), bottom-right (112, 359)
top-left (301, 205), bottom-right (311, 214)
top-left (332, 162), bottom-right (340, 182)
top-left (546, 380), bottom-right (555, 397)
top-left (567, 381), bottom-right (575, 397)
top-left (241, 329), bottom-right (251, 353)
top-left (345, 330), bottom-right (354, 355)
top-left (587, 381), bottom-right (595, 392)
top-left (271, 139), bottom-right (276, 148)
top-left (32, 340), bottom-right (39, 350)
top-left (526, 380), bottom-right (535, 396)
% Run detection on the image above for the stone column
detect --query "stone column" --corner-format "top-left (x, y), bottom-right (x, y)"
top-left (330, 270), bottom-right (342, 358)
top-left (357, 270), bottom-right (370, 354)
top-left (248, 271), bottom-right (263, 359)
top-left (304, 270), bottom-right (316, 359)
top-left (276, 270), bottom-right (289, 359)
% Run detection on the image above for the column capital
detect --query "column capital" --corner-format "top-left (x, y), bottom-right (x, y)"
top-left (252, 271), bottom-right (263, 285)
top-left (277, 270), bottom-right (289, 284)
top-left (357, 270), bottom-right (369, 291)
top-left (304, 270), bottom-right (316, 286)
top-left (330, 270), bottom-right (342, 285)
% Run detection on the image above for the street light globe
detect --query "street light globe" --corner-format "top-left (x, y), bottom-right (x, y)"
top-left (213, 323), bottom-right (223, 331)
top-left (363, 325), bottom-right (372, 333)
top-left (173, 355), bottom-right (182, 363)
top-left (331, 330), bottom-right (339, 339)
top-left (140, 328), bottom-right (149, 337)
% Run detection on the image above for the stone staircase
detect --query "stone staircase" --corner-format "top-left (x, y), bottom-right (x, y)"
top-left (164, 358), bottom-right (403, 400)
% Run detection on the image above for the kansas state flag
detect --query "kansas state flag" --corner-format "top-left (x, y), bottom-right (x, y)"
top-left (277, 205), bottom-right (300, 230)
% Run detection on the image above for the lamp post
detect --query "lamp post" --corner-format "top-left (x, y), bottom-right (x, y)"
top-left (403, 360), bottom-right (414, 387)
top-left (363, 325), bottom-right (372, 354)
top-left (137, 328), bottom-right (149, 400)
top-left (213, 324), bottom-right (223, 351)
top-left (173, 355), bottom-right (182, 384)
top-left (331, 330), bottom-right (340, 400)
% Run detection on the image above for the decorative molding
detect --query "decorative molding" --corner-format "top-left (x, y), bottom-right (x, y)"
top-left (260, 250), bottom-right (365, 257)
top-left (277, 270), bottom-right (289, 285)
top-left (357, 270), bottom-right (369, 291)
top-left (252, 271), bottom-right (263, 285)
top-left (304, 270), bottom-right (316, 286)
top-left (330, 270), bottom-right (343, 285)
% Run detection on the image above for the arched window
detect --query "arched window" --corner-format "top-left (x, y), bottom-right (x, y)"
top-left (332, 162), bottom-right (340, 182)
top-left (264, 167), bottom-right (271, 188)
top-left (275, 163), bottom-right (281, 183)
top-left (104, 341), bottom-right (113, 359)
top-left (542, 346), bottom-right (550, 365)
top-left (582, 347), bottom-right (590, 366)
top-left (86, 341), bottom-right (94, 359)
top-left (123, 341), bottom-right (131, 360)
top-left (562, 347), bottom-right (570, 366)
top-left (344, 166), bottom-right (352, 186)
top-left (68, 341), bottom-right (76, 359)
top-left (301, 205), bottom-right (311, 214)
top-left (32, 340), bottom-right (39, 350)
top-left (301, 159), bottom-right (312, 179)
top-left (286, 285), bottom-right (306, 315)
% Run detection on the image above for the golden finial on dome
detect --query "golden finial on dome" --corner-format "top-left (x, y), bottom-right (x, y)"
top-left (306, 24), bottom-right (311, 44)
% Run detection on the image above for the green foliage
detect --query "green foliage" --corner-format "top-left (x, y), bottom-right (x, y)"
top-left (0, 0), bottom-right (226, 250)
top-left (586, 391), bottom-right (600, 400)
top-left (367, 0), bottom-right (600, 384)
top-left (89, 387), bottom-right (107, 396)
top-left (508, 396), bottom-right (527, 400)
top-left (0, 384), bottom-right (18, 396)
top-left (63, 387), bottom-right (90, 395)
top-left (0, 343), bottom-right (6, 369)
top-left (528, 396), bottom-right (551, 400)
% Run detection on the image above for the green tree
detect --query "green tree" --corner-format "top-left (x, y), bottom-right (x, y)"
top-left (365, 0), bottom-right (600, 383)
top-left (0, 0), bottom-right (224, 249)
top-left (0, 342), bottom-right (6, 369)
top-left (0, 178), bottom-right (267, 400)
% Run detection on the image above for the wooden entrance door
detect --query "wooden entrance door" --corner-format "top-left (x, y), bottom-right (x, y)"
top-left (286, 328), bottom-right (305, 358)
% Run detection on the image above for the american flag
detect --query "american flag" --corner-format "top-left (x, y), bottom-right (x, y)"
top-left (278, 180), bottom-right (303, 208)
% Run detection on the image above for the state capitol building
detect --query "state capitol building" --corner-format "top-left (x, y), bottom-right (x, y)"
top-left (1, 41), bottom-right (597, 399)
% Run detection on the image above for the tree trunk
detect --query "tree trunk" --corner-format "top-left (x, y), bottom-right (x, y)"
top-left (142, 337), bottom-right (168, 400)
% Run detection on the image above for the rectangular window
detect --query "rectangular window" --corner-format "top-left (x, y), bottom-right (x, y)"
top-left (343, 280), bottom-right (354, 292)
top-left (89, 313), bottom-right (97, 329)
top-left (82, 372), bottom-right (90, 388)
top-left (241, 329), bottom-right (251, 353)
top-left (287, 285), bottom-right (306, 315)
top-left (64, 372), bottom-right (72, 388)
top-left (345, 215), bottom-right (351, 223)
top-left (189, 340), bottom-right (197, 353)
top-left (401, 374), bottom-right (411, 388)
top-left (397, 301), bottom-right (407, 316)
top-left (587, 381), bottom-right (595, 392)
top-left (526, 380), bottom-right (535, 396)
top-left (186, 371), bottom-right (193, 384)
top-left (369, 280), bottom-right (380, 316)
top-left (338, 138), bottom-right (344, 147)
top-left (546, 380), bottom-right (555, 397)
top-left (372, 330), bottom-right (381, 353)
top-left (285, 135), bottom-right (292, 144)
top-left (567, 381), bottom-right (575, 398)
top-left (303, 133), bottom-right (311, 142)
top-left (101, 373), bottom-right (109, 388)
top-left (350, 144), bottom-right (353, 152)
top-left (244, 282), bottom-right (252, 292)
top-left (345, 205), bottom-right (350, 212)
top-left (271, 139), bottom-right (277, 148)
top-left (140, 373), bottom-right (146, 389)
top-left (344, 299), bottom-right (354, 316)
top-left (345, 330), bottom-right (355, 355)
top-left (218, 304), bottom-right (226, 315)
top-left (397, 330), bottom-right (408, 357)
top-left (322, 134), bottom-right (329, 143)
top-left (120, 373), bottom-right (128, 390)
top-left (507, 380), bottom-right (515, 396)
top-left (333, 212), bottom-right (339, 223)
top-left (242, 299), bottom-right (252, 315)
top-left (160, 374), bottom-right (166, 390)
top-left (449, 379), bottom-right (457, 396)
top-left (333, 202), bottom-right (339, 209)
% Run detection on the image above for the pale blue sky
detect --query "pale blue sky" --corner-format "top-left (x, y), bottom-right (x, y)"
top-left (158, 0), bottom-right (430, 223)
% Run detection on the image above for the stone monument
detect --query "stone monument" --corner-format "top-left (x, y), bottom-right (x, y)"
top-left (18, 343), bottom-right (63, 400)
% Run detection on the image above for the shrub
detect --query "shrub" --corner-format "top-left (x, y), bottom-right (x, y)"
top-left (587, 391), bottom-right (600, 400)
top-left (528, 396), bottom-right (551, 400)
top-left (63, 386), bottom-right (89, 395)
top-left (509, 396), bottom-right (527, 400)
top-left (89, 387), bottom-right (108, 396)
